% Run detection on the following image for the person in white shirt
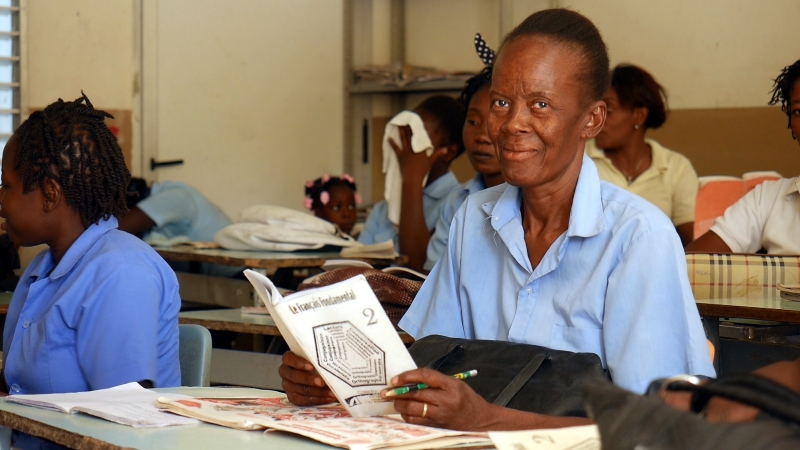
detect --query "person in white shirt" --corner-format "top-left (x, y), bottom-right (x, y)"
top-left (687, 59), bottom-right (800, 254)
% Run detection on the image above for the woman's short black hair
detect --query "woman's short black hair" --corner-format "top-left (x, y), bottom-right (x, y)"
top-left (460, 66), bottom-right (492, 110)
top-left (14, 93), bottom-right (130, 227)
top-left (611, 64), bottom-right (668, 129)
top-left (415, 95), bottom-right (466, 156)
top-left (500, 8), bottom-right (610, 103)
top-left (769, 59), bottom-right (800, 130)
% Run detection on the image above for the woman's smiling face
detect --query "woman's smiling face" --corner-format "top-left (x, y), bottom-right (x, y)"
top-left (488, 36), bottom-right (601, 189)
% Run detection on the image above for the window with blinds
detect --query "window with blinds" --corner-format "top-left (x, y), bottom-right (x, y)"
top-left (0, 0), bottom-right (19, 152)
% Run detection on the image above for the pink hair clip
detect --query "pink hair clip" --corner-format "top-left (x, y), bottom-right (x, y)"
top-left (341, 173), bottom-right (354, 184)
top-left (304, 180), bottom-right (314, 188)
top-left (321, 174), bottom-right (331, 184)
top-left (303, 196), bottom-right (314, 210)
top-left (354, 192), bottom-right (362, 205)
top-left (320, 191), bottom-right (330, 205)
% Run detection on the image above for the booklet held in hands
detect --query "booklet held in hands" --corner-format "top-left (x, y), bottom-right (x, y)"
top-left (243, 270), bottom-right (417, 417)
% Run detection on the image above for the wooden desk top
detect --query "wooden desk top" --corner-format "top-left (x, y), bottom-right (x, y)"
top-left (155, 246), bottom-right (402, 269)
top-left (0, 387), bottom-right (336, 449)
top-left (0, 291), bottom-right (12, 315)
top-left (696, 296), bottom-right (800, 323)
top-left (179, 309), bottom-right (415, 344)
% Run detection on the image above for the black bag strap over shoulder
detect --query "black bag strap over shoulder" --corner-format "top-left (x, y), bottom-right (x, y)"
top-left (660, 372), bottom-right (800, 425)
top-left (493, 354), bottom-right (548, 407)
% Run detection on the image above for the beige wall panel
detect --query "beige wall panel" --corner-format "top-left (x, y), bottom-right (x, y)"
top-left (26, 0), bottom-right (133, 111)
top-left (562, 0), bottom-right (800, 109)
top-left (649, 107), bottom-right (800, 177)
top-left (405, 0), bottom-right (501, 73)
top-left (150, 1), bottom-right (344, 218)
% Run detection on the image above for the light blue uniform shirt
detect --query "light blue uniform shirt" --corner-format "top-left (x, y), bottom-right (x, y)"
top-left (400, 155), bottom-right (715, 394)
top-left (424, 174), bottom-right (487, 270)
top-left (138, 181), bottom-right (232, 242)
top-left (358, 171), bottom-right (460, 250)
top-left (3, 217), bottom-right (181, 395)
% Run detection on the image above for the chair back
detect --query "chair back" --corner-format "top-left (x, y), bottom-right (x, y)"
top-left (694, 173), bottom-right (782, 238)
top-left (179, 324), bottom-right (212, 387)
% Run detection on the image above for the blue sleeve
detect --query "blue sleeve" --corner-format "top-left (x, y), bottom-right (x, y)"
top-left (357, 201), bottom-right (399, 249)
top-left (137, 188), bottom-right (196, 228)
top-left (603, 226), bottom-right (716, 393)
top-left (75, 264), bottom-right (181, 390)
top-left (399, 200), bottom-right (467, 339)
top-left (424, 193), bottom-right (459, 271)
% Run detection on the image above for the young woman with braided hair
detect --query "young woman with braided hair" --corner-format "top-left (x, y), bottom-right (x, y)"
top-left (687, 60), bottom-right (800, 254)
top-left (424, 34), bottom-right (504, 270)
top-left (0, 94), bottom-right (181, 404)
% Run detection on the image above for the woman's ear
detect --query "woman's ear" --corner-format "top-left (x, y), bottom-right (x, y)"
top-left (42, 177), bottom-right (63, 212)
top-left (441, 143), bottom-right (460, 164)
top-left (581, 100), bottom-right (607, 140)
top-left (633, 107), bottom-right (648, 129)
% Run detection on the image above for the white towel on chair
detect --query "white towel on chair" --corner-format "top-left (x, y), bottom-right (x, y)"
top-left (382, 111), bottom-right (433, 226)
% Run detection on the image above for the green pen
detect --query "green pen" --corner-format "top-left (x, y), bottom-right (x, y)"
top-left (384, 370), bottom-right (478, 397)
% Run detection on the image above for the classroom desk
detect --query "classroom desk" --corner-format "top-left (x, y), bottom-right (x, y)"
top-left (696, 296), bottom-right (800, 373)
top-left (178, 309), bottom-right (414, 389)
top-left (178, 309), bottom-right (414, 344)
top-left (0, 292), bottom-right (12, 315)
top-left (155, 246), bottom-right (400, 270)
top-left (696, 296), bottom-right (800, 323)
top-left (0, 387), bottom-right (342, 450)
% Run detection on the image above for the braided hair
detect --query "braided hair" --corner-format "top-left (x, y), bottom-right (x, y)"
top-left (14, 92), bottom-right (130, 227)
top-left (460, 66), bottom-right (492, 110)
top-left (304, 175), bottom-right (359, 211)
top-left (768, 59), bottom-right (800, 131)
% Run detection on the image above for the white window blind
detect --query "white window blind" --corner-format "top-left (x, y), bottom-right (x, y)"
top-left (0, 0), bottom-right (19, 152)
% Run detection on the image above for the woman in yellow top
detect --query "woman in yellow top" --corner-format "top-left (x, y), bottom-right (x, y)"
top-left (587, 64), bottom-right (698, 246)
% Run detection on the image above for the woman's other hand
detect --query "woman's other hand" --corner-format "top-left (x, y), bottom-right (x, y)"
top-left (278, 351), bottom-right (336, 406)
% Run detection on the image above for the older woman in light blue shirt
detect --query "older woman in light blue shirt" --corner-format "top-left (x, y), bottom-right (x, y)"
top-left (279, 9), bottom-right (713, 431)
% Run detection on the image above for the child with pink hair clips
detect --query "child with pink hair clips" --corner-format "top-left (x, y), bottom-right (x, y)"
top-left (303, 174), bottom-right (361, 236)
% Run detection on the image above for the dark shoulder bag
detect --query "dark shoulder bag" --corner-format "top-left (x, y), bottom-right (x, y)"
top-left (408, 335), bottom-right (610, 417)
top-left (584, 373), bottom-right (800, 450)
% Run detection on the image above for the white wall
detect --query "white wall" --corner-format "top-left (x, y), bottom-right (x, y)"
top-left (562, 0), bottom-right (800, 109)
top-left (404, 0), bottom-right (800, 110)
top-left (26, 1), bottom-right (345, 218)
top-left (144, 0), bottom-right (345, 217)
top-left (26, 0), bottom-right (133, 111)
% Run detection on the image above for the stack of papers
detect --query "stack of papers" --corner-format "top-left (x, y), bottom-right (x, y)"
top-left (6, 382), bottom-right (198, 427)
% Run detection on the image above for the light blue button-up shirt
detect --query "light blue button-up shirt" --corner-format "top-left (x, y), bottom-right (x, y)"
top-left (138, 181), bottom-right (232, 242)
top-left (400, 155), bottom-right (715, 394)
top-left (3, 217), bottom-right (181, 395)
top-left (424, 174), bottom-right (488, 271)
top-left (358, 171), bottom-right (460, 250)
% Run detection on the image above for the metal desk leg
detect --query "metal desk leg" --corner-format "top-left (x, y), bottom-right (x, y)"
top-left (702, 316), bottom-right (720, 375)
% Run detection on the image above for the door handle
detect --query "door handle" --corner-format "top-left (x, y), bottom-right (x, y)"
top-left (150, 158), bottom-right (184, 171)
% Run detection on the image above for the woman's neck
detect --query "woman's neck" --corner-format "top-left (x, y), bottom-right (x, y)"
top-left (48, 211), bottom-right (87, 266)
top-left (481, 172), bottom-right (504, 188)
top-left (603, 138), bottom-right (651, 182)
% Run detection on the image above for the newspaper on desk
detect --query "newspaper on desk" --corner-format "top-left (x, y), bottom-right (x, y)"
top-left (243, 269), bottom-right (417, 417)
top-left (489, 424), bottom-right (601, 450)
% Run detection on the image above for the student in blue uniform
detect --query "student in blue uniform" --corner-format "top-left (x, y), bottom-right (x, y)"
top-left (280, 9), bottom-right (714, 431)
top-left (0, 94), bottom-right (181, 399)
top-left (120, 177), bottom-right (232, 243)
top-left (425, 55), bottom-right (504, 271)
top-left (358, 95), bottom-right (465, 271)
